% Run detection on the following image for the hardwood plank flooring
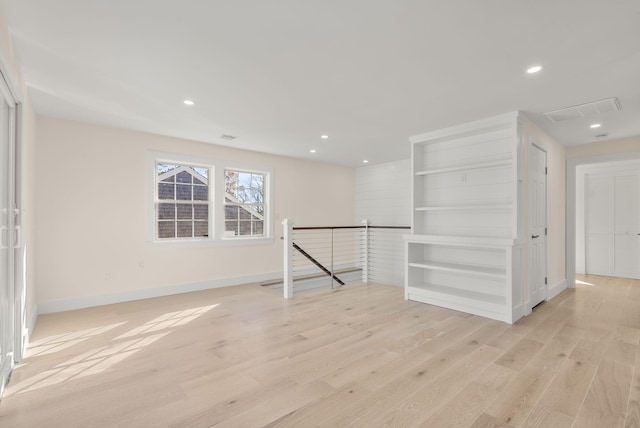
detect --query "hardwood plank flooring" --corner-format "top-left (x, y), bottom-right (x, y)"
top-left (0, 274), bottom-right (638, 427)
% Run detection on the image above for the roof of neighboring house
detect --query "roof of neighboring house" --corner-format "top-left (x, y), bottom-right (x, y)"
top-left (158, 166), bottom-right (264, 221)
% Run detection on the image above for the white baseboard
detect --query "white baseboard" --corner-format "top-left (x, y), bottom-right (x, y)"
top-left (547, 278), bottom-right (567, 300)
top-left (512, 303), bottom-right (527, 323)
top-left (37, 271), bottom-right (282, 314)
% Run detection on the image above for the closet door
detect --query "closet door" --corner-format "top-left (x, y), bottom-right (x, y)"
top-left (586, 173), bottom-right (640, 279)
top-left (613, 174), bottom-right (640, 278)
top-left (586, 175), bottom-right (613, 276)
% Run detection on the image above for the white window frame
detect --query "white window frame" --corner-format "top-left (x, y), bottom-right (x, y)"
top-left (146, 151), bottom-right (274, 246)
top-left (223, 168), bottom-right (267, 238)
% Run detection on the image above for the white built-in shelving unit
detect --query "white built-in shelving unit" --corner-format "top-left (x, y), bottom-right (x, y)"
top-left (405, 112), bottom-right (526, 323)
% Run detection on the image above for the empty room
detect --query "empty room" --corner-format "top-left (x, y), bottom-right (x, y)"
top-left (0, 1), bottom-right (639, 427)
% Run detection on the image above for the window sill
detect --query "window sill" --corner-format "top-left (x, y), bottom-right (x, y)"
top-left (147, 236), bottom-right (275, 248)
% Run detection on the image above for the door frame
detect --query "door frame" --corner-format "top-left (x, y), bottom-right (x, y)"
top-left (567, 152), bottom-right (640, 288)
top-left (528, 141), bottom-right (548, 312)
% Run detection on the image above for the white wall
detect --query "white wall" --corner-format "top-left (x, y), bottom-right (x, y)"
top-left (567, 136), bottom-right (640, 159)
top-left (355, 159), bottom-right (411, 226)
top-left (354, 159), bottom-right (411, 287)
top-left (36, 117), bottom-right (355, 312)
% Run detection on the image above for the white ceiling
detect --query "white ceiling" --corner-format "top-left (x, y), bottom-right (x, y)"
top-left (1, 1), bottom-right (639, 166)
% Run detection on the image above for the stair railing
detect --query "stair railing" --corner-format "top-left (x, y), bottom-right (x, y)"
top-left (281, 219), bottom-right (409, 298)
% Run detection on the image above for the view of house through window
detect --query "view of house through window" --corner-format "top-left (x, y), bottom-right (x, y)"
top-left (156, 163), bottom-right (210, 239)
top-left (224, 170), bottom-right (265, 236)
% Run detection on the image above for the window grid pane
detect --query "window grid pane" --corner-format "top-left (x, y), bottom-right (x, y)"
top-left (156, 163), bottom-right (210, 240)
top-left (223, 168), bottom-right (266, 238)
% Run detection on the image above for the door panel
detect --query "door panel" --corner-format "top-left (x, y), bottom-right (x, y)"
top-left (613, 174), bottom-right (639, 278)
top-left (587, 234), bottom-right (612, 275)
top-left (585, 172), bottom-right (640, 278)
top-left (586, 175), bottom-right (613, 275)
top-left (585, 173), bottom-right (640, 279)
top-left (529, 145), bottom-right (546, 308)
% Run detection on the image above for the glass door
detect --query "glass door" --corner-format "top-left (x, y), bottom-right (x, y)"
top-left (0, 75), bottom-right (16, 397)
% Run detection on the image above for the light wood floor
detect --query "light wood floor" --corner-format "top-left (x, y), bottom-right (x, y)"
top-left (0, 275), bottom-right (638, 427)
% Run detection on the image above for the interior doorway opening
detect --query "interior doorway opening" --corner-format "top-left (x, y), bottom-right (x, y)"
top-left (567, 153), bottom-right (640, 287)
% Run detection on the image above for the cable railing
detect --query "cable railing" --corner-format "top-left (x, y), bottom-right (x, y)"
top-left (280, 219), bottom-right (410, 298)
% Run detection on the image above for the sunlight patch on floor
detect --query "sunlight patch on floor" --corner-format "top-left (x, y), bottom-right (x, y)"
top-left (115, 304), bottom-right (219, 339)
top-left (26, 322), bottom-right (127, 357)
top-left (7, 303), bottom-right (220, 396)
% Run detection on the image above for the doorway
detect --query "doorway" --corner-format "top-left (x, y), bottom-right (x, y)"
top-left (580, 162), bottom-right (640, 279)
top-left (567, 154), bottom-right (640, 288)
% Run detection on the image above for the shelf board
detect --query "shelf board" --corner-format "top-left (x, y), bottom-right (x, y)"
top-left (415, 204), bottom-right (512, 212)
top-left (409, 260), bottom-right (506, 279)
top-left (404, 234), bottom-right (515, 248)
top-left (416, 158), bottom-right (512, 176)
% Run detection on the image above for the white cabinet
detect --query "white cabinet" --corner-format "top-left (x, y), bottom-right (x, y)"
top-left (406, 112), bottom-right (526, 323)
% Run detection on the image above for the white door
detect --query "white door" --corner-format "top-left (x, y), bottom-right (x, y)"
top-left (613, 174), bottom-right (640, 278)
top-left (585, 172), bottom-right (640, 279)
top-left (0, 81), bottom-right (15, 396)
top-left (529, 144), bottom-right (547, 308)
top-left (586, 175), bottom-right (613, 276)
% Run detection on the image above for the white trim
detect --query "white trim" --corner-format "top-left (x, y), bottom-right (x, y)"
top-left (37, 271), bottom-right (283, 314)
top-left (567, 152), bottom-right (640, 288)
top-left (547, 278), bottom-right (567, 300)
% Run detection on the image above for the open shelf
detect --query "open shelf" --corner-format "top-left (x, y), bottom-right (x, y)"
top-left (415, 204), bottom-right (512, 212)
top-left (415, 158), bottom-right (511, 176)
top-left (407, 112), bottom-right (526, 324)
top-left (409, 260), bottom-right (506, 279)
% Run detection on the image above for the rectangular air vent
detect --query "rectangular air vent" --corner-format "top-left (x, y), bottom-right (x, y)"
top-left (544, 97), bottom-right (621, 122)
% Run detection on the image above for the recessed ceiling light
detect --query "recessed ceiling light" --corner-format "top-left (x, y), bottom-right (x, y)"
top-left (310, 149), bottom-right (316, 153)
top-left (321, 135), bottom-right (329, 139)
top-left (183, 99), bottom-right (195, 106)
top-left (590, 123), bottom-right (602, 129)
top-left (363, 160), bottom-right (369, 163)
top-left (527, 65), bottom-right (542, 74)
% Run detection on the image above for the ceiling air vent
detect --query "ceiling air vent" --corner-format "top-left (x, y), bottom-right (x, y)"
top-left (544, 97), bottom-right (621, 123)
top-left (220, 134), bottom-right (238, 141)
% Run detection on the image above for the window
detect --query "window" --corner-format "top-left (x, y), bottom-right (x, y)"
top-left (156, 163), bottom-right (210, 239)
top-left (224, 170), bottom-right (265, 237)
top-left (147, 151), bottom-right (272, 245)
